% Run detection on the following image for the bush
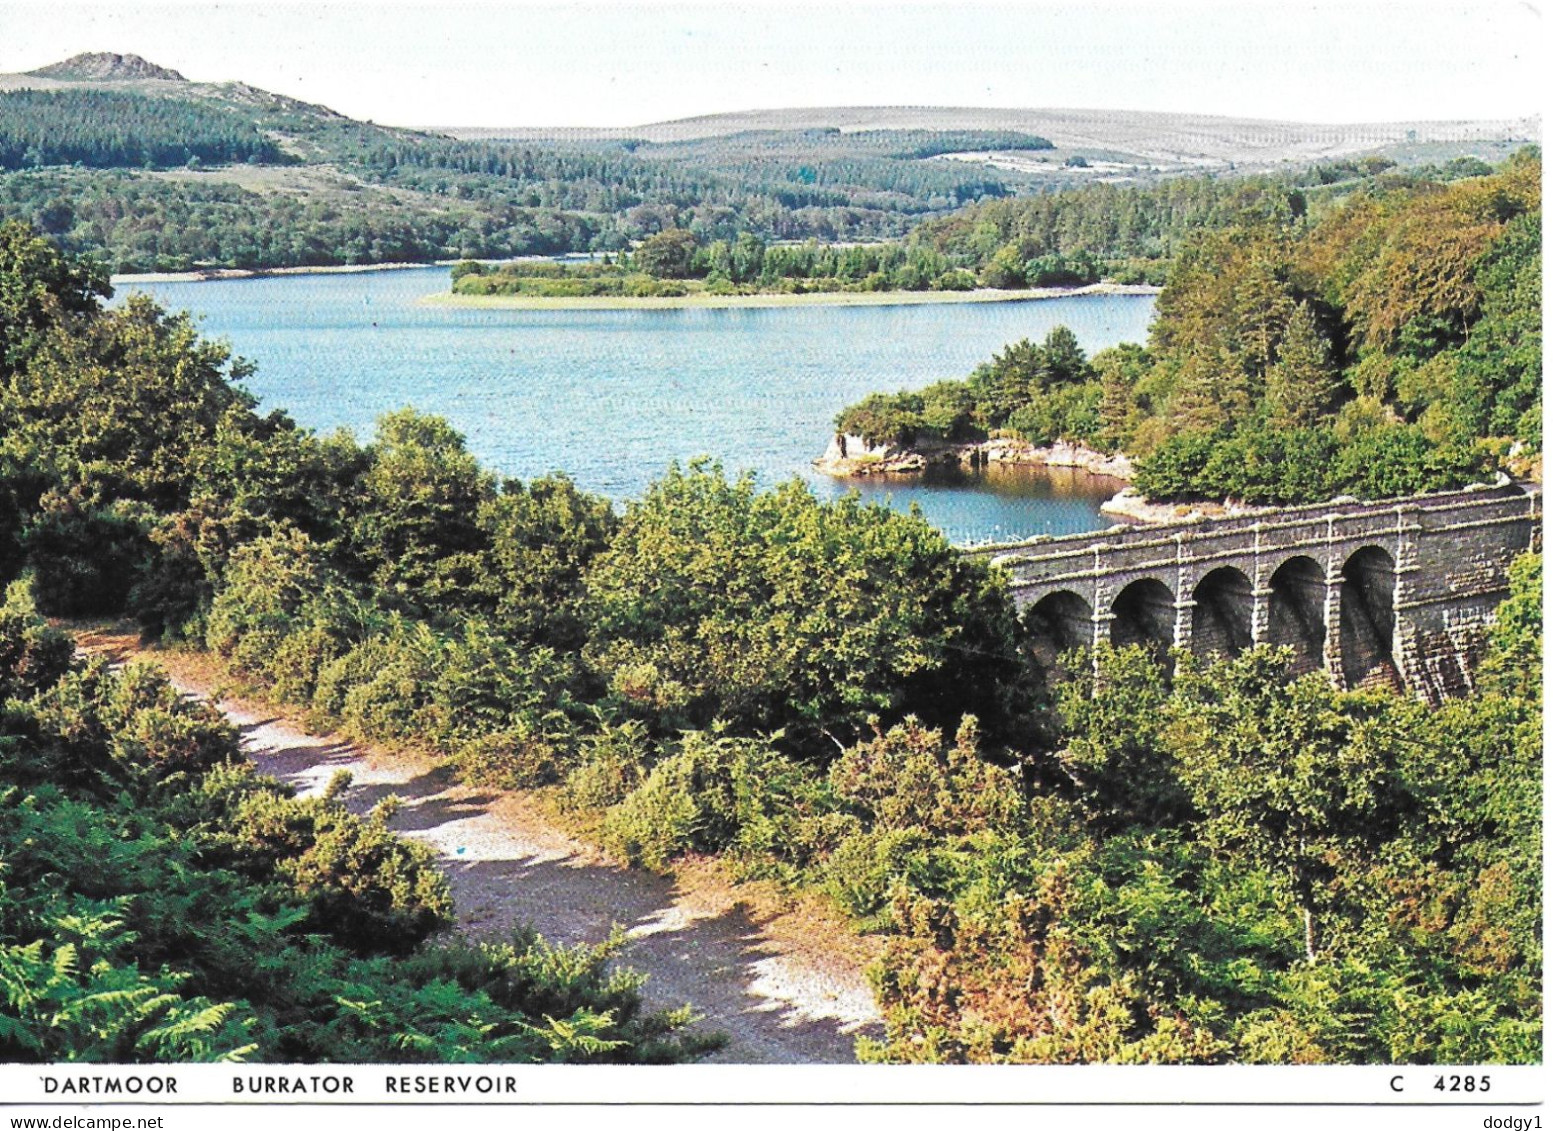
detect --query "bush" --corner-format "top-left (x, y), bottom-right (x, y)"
top-left (0, 578), bottom-right (75, 700)
top-left (21, 500), bottom-right (149, 617)
top-left (600, 732), bottom-right (791, 870)
top-left (822, 825), bottom-right (927, 920)
top-left (213, 785), bottom-right (453, 955)
top-left (562, 719), bottom-right (655, 811)
top-left (447, 723), bottom-right (572, 789)
top-left (932, 269), bottom-right (977, 291)
top-left (835, 391), bottom-right (924, 448)
top-left (829, 717), bottom-right (1022, 836)
top-left (585, 467), bottom-right (1033, 757)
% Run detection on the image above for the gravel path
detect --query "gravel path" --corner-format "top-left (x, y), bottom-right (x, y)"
top-left (103, 645), bottom-right (882, 1064)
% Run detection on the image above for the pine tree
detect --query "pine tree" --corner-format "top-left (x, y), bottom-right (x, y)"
top-left (1098, 361), bottom-right (1135, 447)
top-left (1042, 325), bottom-right (1088, 386)
top-left (1094, 344), bottom-right (1149, 449)
top-left (1230, 253), bottom-right (1296, 378)
top-left (1167, 343), bottom-right (1251, 434)
top-left (1266, 302), bottom-right (1339, 427)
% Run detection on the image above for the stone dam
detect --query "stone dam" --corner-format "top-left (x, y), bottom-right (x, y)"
top-left (962, 481), bottom-right (1541, 704)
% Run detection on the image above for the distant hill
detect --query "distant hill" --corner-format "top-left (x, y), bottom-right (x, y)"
top-left (445, 105), bottom-right (1539, 175)
top-left (0, 52), bottom-right (344, 118)
top-left (0, 53), bottom-right (1539, 274)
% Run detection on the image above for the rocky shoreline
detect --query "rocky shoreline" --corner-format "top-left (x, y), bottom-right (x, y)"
top-left (814, 433), bottom-right (1275, 527)
top-left (814, 433), bottom-right (1135, 479)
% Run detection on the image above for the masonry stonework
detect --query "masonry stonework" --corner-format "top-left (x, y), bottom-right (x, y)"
top-left (963, 482), bottom-right (1542, 705)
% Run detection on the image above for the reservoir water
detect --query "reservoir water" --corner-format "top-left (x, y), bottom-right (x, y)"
top-left (118, 267), bottom-right (1156, 545)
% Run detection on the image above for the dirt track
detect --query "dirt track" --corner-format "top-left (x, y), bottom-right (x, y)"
top-left (79, 635), bottom-right (882, 1064)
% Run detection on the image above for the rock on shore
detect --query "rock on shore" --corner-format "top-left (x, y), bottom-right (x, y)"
top-left (1098, 487), bottom-right (1275, 524)
top-left (814, 433), bottom-right (1283, 527)
top-left (813, 433), bottom-right (1134, 479)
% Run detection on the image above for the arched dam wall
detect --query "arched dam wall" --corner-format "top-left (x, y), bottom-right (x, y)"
top-left (964, 482), bottom-right (1541, 704)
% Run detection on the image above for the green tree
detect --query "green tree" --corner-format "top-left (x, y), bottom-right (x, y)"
top-left (1166, 651), bottom-right (1405, 961)
top-left (348, 410), bottom-right (495, 601)
top-left (451, 474), bottom-right (617, 647)
top-left (1266, 303), bottom-right (1339, 427)
top-left (1041, 325), bottom-right (1089, 387)
top-left (979, 242), bottom-right (1027, 289)
top-left (1, 295), bottom-right (255, 509)
top-left (1165, 344), bottom-right (1248, 435)
top-left (633, 228), bottom-right (699, 279)
top-left (0, 218), bottom-right (108, 377)
top-left (1229, 252), bottom-right (1296, 378)
top-left (582, 463), bottom-right (1032, 757)
top-left (1093, 343), bottom-right (1151, 450)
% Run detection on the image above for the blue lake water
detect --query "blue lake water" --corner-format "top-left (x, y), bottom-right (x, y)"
top-left (117, 267), bottom-right (1156, 545)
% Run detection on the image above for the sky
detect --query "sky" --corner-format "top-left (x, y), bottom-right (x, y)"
top-left (0, 1), bottom-right (1542, 128)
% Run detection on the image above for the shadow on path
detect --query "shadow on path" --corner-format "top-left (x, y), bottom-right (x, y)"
top-left (219, 696), bottom-right (880, 1064)
top-left (444, 852), bottom-right (878, 1064)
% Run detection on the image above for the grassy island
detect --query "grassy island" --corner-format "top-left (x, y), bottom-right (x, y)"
top-left (444, 228), bottom-right (1144, 308)
top-left (429, 283), bottom-right (1159, 310)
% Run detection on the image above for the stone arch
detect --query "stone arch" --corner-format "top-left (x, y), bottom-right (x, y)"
top-left (1109, 577), bottom-right (1175, 663)
top-left (1026, 590), bottom-right (1094, 669)
top-left (1267, 555), bottom-right (1326, 676)
top-left (1341, 545), bottom-right (1400, 690)
top-left (1190, 566), bottom-right (1253, 658)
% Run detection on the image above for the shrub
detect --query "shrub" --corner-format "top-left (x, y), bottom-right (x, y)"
top-left (822, 825), bottom-right (928, 920)
top-left (0, 578), bottom-right (75, 700)
top-left (20, 500), bottom-right (149, 617)
top-left (214, 786), bottom-right (453, 955)
top-left (583, 466), bottom-right (1033, 758)
top-left (601, 732), bottom-right (790, 870)
top-left (562, 719), bottom-right (656, 811)
top-left (448, 724), bottom-right (572, 789)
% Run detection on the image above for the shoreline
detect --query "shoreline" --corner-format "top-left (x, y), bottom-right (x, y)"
top-left (815, 433), bottom-right (1137, 481)
top-left (815, 434), bottom-right (1275, 528)
top-left (423, 282), bottom-right (1162, 311)
top-left (110, 260), bottom-right (459, 285)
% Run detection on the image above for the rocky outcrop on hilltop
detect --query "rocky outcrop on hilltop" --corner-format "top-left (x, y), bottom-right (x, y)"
top-left (29, 52), bottom-right (188, 83)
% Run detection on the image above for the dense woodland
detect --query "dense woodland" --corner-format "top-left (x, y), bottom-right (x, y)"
top-left (453, 159), bottom-right (1505, 300)
top-left (838, 150), bottom-right (1542, 504)
top-left (0, 89), bottom-right (286, 171)
top-left (0, 85), bottom-right (1069, 270)
top-left (0, 219), bottom-right (1539, 1063)
top-left (900, 157), bottom-right (1427, 282)
top-left (1, 169), bottom-right (596, 269)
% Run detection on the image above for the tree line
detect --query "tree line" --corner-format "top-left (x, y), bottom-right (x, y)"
top-left (452, 233), bottom-right (977, 298)
top-left (0, 169), bottom-right (598, 272)
top-left (0, 85), bottom-right (1059, 270)
top-left (0, 78), bottom-right (1488, 281)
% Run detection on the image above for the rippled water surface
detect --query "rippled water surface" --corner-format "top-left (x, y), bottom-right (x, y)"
top-left (120, 267), bottom-right (1155, 544)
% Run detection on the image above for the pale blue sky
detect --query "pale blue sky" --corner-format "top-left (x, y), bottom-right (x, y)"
top-left (0, 1), bottom-right (1541, 128)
